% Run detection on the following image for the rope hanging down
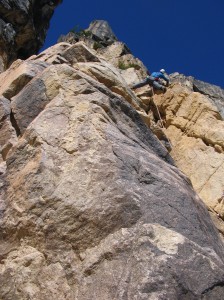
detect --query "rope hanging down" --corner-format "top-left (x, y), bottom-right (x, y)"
top-left (151, 87), bottom-right (173, 150)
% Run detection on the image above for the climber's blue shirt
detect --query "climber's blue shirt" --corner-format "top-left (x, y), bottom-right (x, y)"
top-left (151, 71), bottom-right (169, 82)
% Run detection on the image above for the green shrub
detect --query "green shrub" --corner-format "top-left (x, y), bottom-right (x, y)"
top-left (69, 25), bottom-right (92, 38)
top-left (93, 42), bottom-right (103, 50)
top-left (70, 25), bottom-right (81, 34)
top-left (82, 30), bottom-right (91, 37)
top-left (118, 61), bottom-right (127, 70)
top-left (118, 61), bottom-right (140, 70)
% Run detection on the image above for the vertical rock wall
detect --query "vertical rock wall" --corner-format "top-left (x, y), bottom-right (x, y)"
top-left (149, 76), bottom-right (224, 235)
top-left (0, 19), bottom-right (224, 299)
top-left (0, 37), bottom-right (224, 299)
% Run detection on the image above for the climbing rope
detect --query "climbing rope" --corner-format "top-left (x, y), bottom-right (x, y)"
top-left (151, 87), bottom-right (173, 150)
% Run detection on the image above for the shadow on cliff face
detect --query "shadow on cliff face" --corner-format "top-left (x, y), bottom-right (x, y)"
top-left (0, 0), bottom-right (62, 71)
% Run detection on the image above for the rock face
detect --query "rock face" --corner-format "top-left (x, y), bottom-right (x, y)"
top-left (0, 0), bottom-right (62, 72)
top-left (59, 19), bottom-right (118, 48)
top-left (193, 79), bottom-right (224, 118)
top-left (171, 73), bottom-right (224, 118)
top-left (59, 20), bottom-right (148, 78)
top-left (87, 20), bottom-right (118, 44)
top-left (1, 22), bottom-right (224, 299)
top-left (149, 74), bottom-right (224, 234)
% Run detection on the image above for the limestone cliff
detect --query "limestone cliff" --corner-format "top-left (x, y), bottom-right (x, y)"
top-left (1, 20), bottom-right (224, 299)
top-left (152, 74), bottom-right (224, 235)
top-left (74, 21), bottom-right (224, 235)
top-left (0, 0), bottom-right (62, 72)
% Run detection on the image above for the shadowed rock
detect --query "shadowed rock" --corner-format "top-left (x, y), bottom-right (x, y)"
top-left (193, 79), bottom-right (224, 118)
top-left (171, 73), bottom-right (224, 119)
top-left (87, 20), bottom-right (118, 44)
top-left (0, 0), bottom-right (62, 72)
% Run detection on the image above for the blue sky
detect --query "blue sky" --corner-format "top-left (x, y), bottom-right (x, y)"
top-left (44, 0), bottom-right (224, 88)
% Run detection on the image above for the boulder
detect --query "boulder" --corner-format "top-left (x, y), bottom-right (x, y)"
top-left (0, 59), bottom-right (47, 98)
top-left (98, 41), bottom-right (131, 62)
top-left (10, 65), bottom-right (61, 134)
top-left (62, 41), bottom-right (101, 65)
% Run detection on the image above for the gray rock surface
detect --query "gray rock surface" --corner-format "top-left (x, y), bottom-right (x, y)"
top-left (0, 0), bottom-right (62, 72)
top-left (171, 73), bottom-right (224, 119)
top-left (0, 43), bottom-right (224, 298)
top-left (87, 20), bottom-right (118, 44)
top-left (58, 19), bottom-right (119, 49)
top-left (193, 79), bottom-right (224, 119)
top-left (0, 96), bottom-right (17, 159)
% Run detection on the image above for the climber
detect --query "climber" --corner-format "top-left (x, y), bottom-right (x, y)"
top-left (131, 69), bottom-right (169, 92)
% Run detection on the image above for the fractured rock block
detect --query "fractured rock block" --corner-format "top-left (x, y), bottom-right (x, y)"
top-left (33, 42), bottom-right (71, 64)
top-left (11, 65), bottom-right (61, 134)
top-left (75, 61), bottom-right (141, 109)
top-left (62, 41), bottom-right (101, 65)
top-left (0, 59), bottom-right (47, 98)
top-left (0, 96), bottom-right (17, 159)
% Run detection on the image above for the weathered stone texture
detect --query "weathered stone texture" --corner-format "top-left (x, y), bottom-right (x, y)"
top-left (0, 59), bottom-right (48, 98)
top-left (0, 96), bottom-right (17, 160)
top-left (58, 19), bottom-right (118, 49)
top-left (171, 73), bottom-right (224, 118)
top-left (0, 28), bottom-right (224, 299)
top-left (58, 20), bottom-right (148, 82)
top-left (0, 0), bottom-right (62, 72)
top-left (87, 20), bottom-right (118, 43)
top-left (194, 79), bottom-right (224, 118)
top-left (152, 82), bottom-right (224, 234)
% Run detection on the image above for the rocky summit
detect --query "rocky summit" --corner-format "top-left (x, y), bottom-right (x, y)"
top-left (0, 11), bottom-right (224, 300)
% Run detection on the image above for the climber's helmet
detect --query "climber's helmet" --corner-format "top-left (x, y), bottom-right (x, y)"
top-left (160, 69), bottom-right (165, 73)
